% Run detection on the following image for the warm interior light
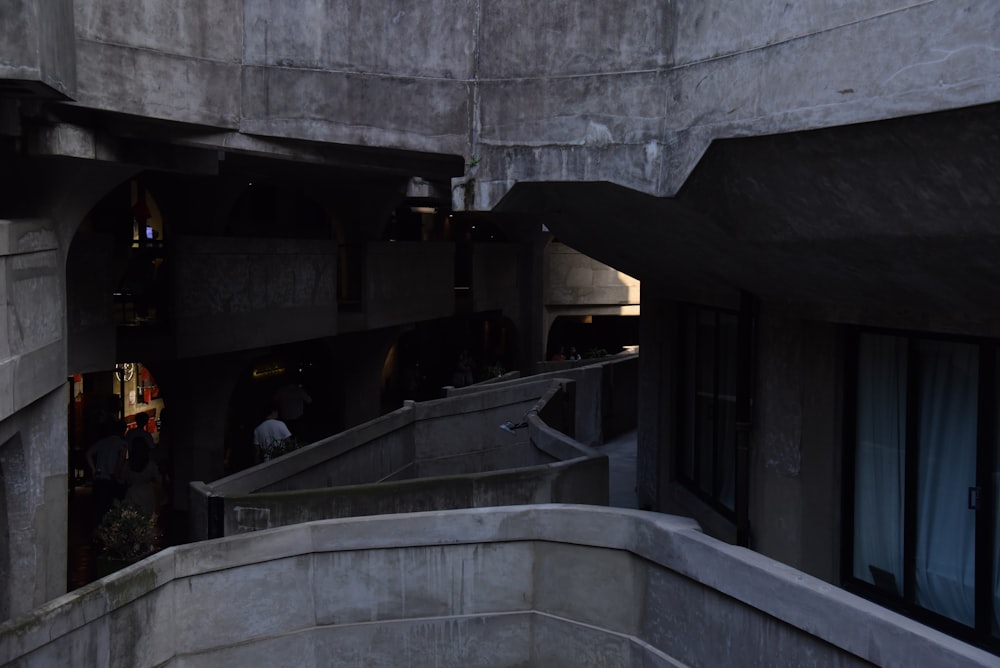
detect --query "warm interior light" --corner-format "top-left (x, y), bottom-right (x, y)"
top-left (410, 206), bottom-right (437, 214)
top-left (252, 363), bottom-right (286, 379)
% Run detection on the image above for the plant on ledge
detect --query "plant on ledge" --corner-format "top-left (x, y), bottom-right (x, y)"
top-left (95, 501), bottom-right (160, 561)
top-left (259, 435), bottom-right (301, 462)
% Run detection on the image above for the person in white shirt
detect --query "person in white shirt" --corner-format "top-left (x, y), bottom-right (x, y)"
top-left (253, 408), bottom-right (292, 462)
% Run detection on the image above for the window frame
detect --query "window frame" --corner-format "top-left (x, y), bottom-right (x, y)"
top-left (675, 303), bottom-right (740, 520)
top-left (842, 325), bottom-right (1000, 652)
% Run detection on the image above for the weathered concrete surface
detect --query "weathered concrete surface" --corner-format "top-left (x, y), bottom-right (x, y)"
top-left (499, 98), bottom-right (1000, 331)
top-left (0, 0), bottom-right (76, 98)
top-left (1, 506), bottom-right (994, 667)
top-left (545, 243), bottom-right (640, 308)
top-left (18, 0), bottom-right (992, 207)
top-left (0, 220), bottom-right (67, 619)
top-left (0, 387), bottom-right (67, 621)
top-left (362, 242), bottom-right (455, 330)
top-left (171, 236), bottom-right (338, 358)
top-left (191, 376), bottom-right (607, 538)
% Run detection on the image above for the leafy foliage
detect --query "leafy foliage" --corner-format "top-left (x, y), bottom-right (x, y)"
top-left (95, 501), bottom-right (160, 560)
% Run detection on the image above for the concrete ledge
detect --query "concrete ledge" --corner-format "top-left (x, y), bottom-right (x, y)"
top-left (1, 505), bottom-right (993, 667)
top-left (191, 377), bottom-right (607, 539)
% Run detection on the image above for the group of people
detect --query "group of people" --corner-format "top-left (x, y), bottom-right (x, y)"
top-left (85, 412), bottom-right (162, 529)
top-left (550, 345), bottom-right (582, 362)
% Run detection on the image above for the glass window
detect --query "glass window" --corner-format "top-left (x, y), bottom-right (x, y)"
top-left (850, 330), bottom-right (991, 642)
top-left (678, 306), bottom-right (738, 513)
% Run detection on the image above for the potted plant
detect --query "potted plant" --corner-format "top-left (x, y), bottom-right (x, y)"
top-left (94, 501), bottom-right (160, 576)
top-left (259, 435), bottom-right (301, 462)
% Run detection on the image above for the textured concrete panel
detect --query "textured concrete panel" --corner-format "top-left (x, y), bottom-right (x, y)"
top-left (480, 72), bottom-right (667, 148)
top-left (240, 67), bottom-right (469, 155)
top-left (243, 0), bottom-right (477, 79)
top-left (534, 542), bottom-right (640, 637)
top-left (311, 614), bottom-right (533, 667)
top-left (479, 1), bottom-right (675, 78)
top-left (7, 247), bottom-right (61, 355)
top-left (172, 629), bottom-right (316, 668)
top-left (0, 0), bottom-right (75, 97)
top-left (75, 0), bottom-right (242, 61)
top-left (108, 580), bottom-right (176, 668)
top-left (173, 555), bottom-right (316, 654)
top-left (73, 40), bottom-right (241, 126)
top-left (313, 542), bottom-right (535, 625)
top-left (1, 506), bottom-right (997, 666)
top-left (172, 236), bottom-right (337, 357)
top-left (362, 242), bottom-right (455, 330)
top-left (673, 0), bottom-right (903, 65)
top-left (531, 613), bottom-right (686, 668)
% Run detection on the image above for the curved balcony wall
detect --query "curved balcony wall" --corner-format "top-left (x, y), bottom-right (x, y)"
top-left (1, 505), bottom-right (994, 667)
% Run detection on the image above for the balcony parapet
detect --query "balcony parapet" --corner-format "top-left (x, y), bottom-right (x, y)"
top-left (190, 374), bottom-right (605, 540)
top-left (1, 505), bottom-right (994, 667)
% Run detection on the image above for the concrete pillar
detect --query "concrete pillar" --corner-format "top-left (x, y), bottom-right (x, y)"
top-left (157, 357), bottom-right (241, 510)
top-left (518, 229), bottom-right (551, 374)
top-left (636, 293), bottom-right (676, 511)
top-left (0, 387), bottom-right (68, 618)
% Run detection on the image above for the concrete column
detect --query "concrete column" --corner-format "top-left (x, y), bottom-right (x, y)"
top-left (750, 306), bottom-right (805, 570)
top-left (0, 387), bottom-right (67, 618)
top-left (518, 229), bottom-right (551, 374)
top-left (157, 357), bottom-right (241, 511)
top-left (636, 293), bottom-right (676, 511)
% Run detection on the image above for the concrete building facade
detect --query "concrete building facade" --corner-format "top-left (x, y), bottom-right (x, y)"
top-left (2, 0), bottom-right (999, 657)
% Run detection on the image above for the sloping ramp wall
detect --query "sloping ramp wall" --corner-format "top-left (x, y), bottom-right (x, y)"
top-left (191, 377), bottom-right (606, 539)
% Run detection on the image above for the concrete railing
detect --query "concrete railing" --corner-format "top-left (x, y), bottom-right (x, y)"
top-left (1, 505), bottom-right (994, 667)
top-left (450, 353), bottom-right (638, 445)
top-left (190, 377), bottom-right (605, 539)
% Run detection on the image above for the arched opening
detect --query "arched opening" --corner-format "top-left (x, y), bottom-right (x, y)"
top-left (379, 314), bottom-right (520, 411)
top-left (66, 362), bottom-right (167, 590)
top-left (72, 178), bottom-right (169, 327)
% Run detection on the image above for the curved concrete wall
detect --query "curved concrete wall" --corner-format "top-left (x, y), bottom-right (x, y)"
top-left (42, 1), bottom-right (998, 206)
top-left (1, 506), bottom-right (994, 667)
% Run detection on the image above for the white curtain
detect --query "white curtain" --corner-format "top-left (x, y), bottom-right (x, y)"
top-left (854, 334), bottom-right (979, 627)
top-left (913, 339), bottom-right (977, 627)
top-left (853, 333), bottom-right (907, 590)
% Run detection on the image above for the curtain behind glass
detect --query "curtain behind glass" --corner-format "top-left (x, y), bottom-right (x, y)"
top-left (914, 339), bottom-right (977, 627)
top-left (717, 312), bottom-right (738, 510)
top-left (854, 333), bottom-right (907, 591)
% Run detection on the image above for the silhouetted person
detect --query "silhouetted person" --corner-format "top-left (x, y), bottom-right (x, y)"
top-left (452, 349), bottom-right (474, 387)
top-left (86, 421), bottom-right (126, 529)
top-left (126, 412), bottom-right (155, 454)
top-left (123, 440), bottom-right (161, 516)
